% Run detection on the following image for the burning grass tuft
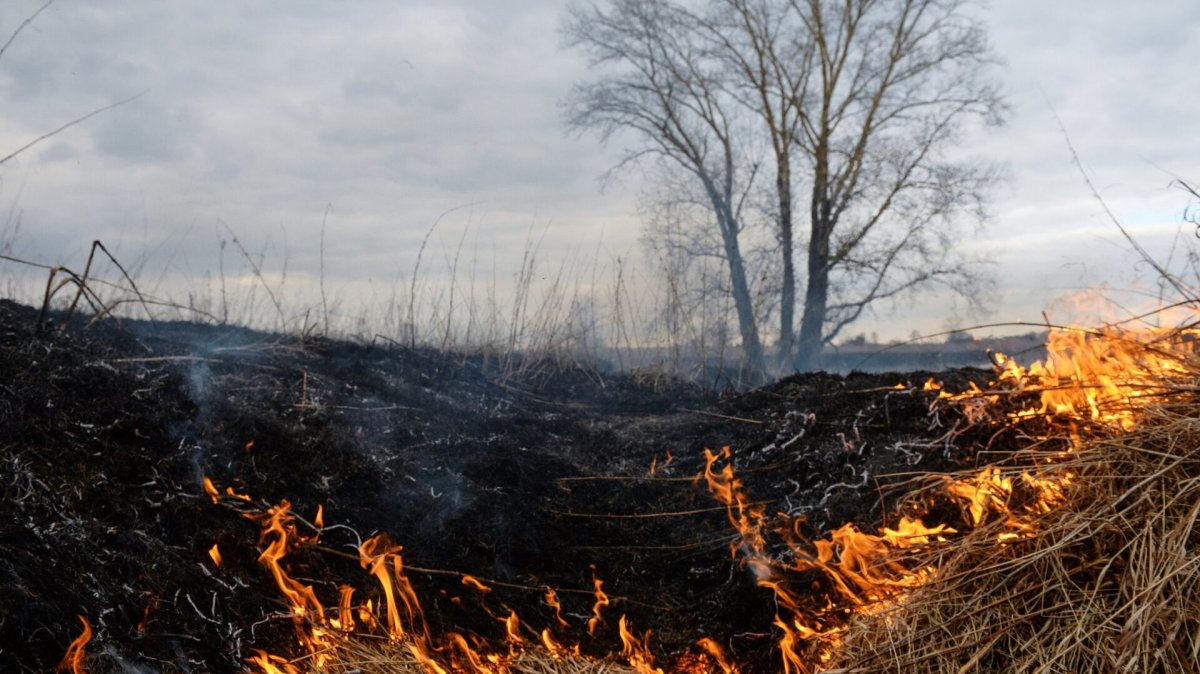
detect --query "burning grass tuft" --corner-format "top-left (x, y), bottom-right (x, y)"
top-left (825, 329), bottom-right (1200, 673)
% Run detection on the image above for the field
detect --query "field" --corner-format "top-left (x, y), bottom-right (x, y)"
top-left (2, 297), bottom-right (1196, 674)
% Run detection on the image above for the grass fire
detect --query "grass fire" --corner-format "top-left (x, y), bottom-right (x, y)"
top-left (1, 294), bottom-right (1197, 673)
top-left (2, 3), bottom-right (1198, 673)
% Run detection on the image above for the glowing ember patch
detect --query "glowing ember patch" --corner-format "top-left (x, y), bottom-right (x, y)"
top-left (57, 615), bottom-right (91, 674)
top-left (208, 543), bottom-right (222, 567)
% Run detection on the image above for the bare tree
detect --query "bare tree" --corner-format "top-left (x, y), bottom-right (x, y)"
top-left (695, 0), bottom-right (814, 370)
top-left (562, 0), bottom-right (767, 377)
top-left (565, 0), bottom-right (1005, 376)
top-left (782, 0), bottom-right (1005, 368)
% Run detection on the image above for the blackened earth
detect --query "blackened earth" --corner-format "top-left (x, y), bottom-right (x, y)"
top-left (0, 300), bottom-right (992, 673)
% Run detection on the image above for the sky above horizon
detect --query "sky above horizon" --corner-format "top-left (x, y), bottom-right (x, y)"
top-left (1, 0), bottom-right (1198, 342)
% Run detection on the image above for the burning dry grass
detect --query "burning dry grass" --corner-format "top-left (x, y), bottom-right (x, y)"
top-left (234, 323), bottom-right (1200, 674)
top-left (288, 637), bottom-right (637, 674)
top-left (825, 330), bottom-right (1200, 673)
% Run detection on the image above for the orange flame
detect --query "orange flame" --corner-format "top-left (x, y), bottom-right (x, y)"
top-left (202, 476), bottom-right (219, 504)
top-left (542, 586), bottom-right (570, 630)
top-left (462, 575), bottom-right (492, 594)
top-left (332, 585), bottom-right (356, 632)
top-left (225, 485), bottom-right (252, 501)
top-left (57, 615), bottom-right (91, 674)
top-left (586, 572), bottom-right (610, 635)
top-left (695, 638), bottom-right (739, 674)
top-left (503, 610), bottom-right (525, 645)
top-left (252, 500), bottom-right (330, 658)
top-left (248, 650), bottom-right (300, 674)
top-left (702, 447), bottom-right (956, 672)
top-left (947, 326), bottom-right (1194, 432)
top-left (618, 616), bottom-right (665, 674)
top-left (208, 543), bottom-right (222, 567)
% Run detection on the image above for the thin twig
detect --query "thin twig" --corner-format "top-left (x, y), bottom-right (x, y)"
top-left (0, 0), bottom-right (54, 64)
top-left (1, 90), bottom-right (147, 166)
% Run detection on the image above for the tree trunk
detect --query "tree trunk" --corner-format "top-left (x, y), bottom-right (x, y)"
top-left (705, 181), bottom-right (766, 380)
top-left (776, 161), bottom-right (795, 373)
top-left (720, 219), bottom-right (766, 380)
top-left (795, 187), bottom-right (832, 371)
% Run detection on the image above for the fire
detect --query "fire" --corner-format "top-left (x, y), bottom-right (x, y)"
top-left (251, 500), bottom-right (333, 662)
top-left (462, 575), bottom-right (492, 594)
top-left (333, 585), bottom-right (356, 632)
top-left (208, 543), bottom-right (222, 567)
top-left (202, 476), bottom-right (220, 504)
top-left (701, 447), bottom-right (977, 672)
top-left (190, 322), bottom-right (1180, 674)
top-left (57, 615), bottom-right (91, 674)
top-left (586, 572), bottom-right (610, 636)
top-left (619, 616), bottom-right (665, 674)
top-left (944, 467), bottom-right (1011, 527)
top-left (544, 586), bottom-right (569, 629)
top-left (248, 650), bottom-right (300, 674)
top-left (947, 325), bottom-right (1196, 431)
top-left (694, 638), bottom-right (739, 674)
top-left (502, 611), bottom-right (525, 645)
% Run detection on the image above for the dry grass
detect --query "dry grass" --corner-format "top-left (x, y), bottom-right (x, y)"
top-left (292, 636), bottom-right (636, 674)
top-left (825, 373), bottom-right (1200, 672)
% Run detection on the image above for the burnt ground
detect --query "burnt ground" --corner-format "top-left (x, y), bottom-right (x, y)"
top-left (0, 299), bottom-right (994, 673)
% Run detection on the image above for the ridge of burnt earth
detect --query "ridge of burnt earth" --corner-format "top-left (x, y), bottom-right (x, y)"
top-left (0, 299), bottom-right (991, 673)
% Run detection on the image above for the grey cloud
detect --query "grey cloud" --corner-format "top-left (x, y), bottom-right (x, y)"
top-left (90, 98), bottom-right (199, 163)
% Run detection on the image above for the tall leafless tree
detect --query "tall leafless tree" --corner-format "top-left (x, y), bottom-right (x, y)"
top-left (565, 0), bottom-right (1004, 375)
top-left (694, 0), bottom-right (813, 370)
top-left (782, 0), bottom-right (1005, 369)
top-left (563, 0), bottom-right (767, 376)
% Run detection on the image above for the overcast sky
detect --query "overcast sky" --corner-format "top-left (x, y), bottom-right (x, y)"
top-left (1, 0), bottom-right (1197, 341)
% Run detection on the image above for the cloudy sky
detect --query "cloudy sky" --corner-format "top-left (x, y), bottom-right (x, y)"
top-left (0, 0), bottom-right (1197, 341)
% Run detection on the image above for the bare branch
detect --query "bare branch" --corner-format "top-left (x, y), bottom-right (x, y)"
top-left (0, 0), bottom-right (53, 64)
top-left (0, 90), bottom-right (148, 166)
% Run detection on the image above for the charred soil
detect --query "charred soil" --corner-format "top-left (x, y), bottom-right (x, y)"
top-left (0, 300), bottom-right (991, 673)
